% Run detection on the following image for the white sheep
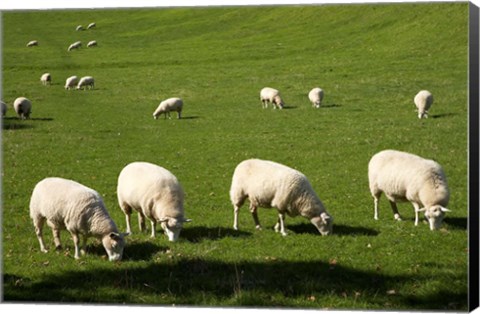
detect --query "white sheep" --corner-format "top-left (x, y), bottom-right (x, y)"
top-left (153, 97), bottom-right (183, 120)
top-left (64, 75), bottom-right (78, 90)
top-left (77, 76), bottom-right (95, 90)
top-left (76, 25), bottom-right (84, 31)
top-left (26, 40), bottom-right (38, 47)
top-left (230, 158), bottom-right (333, 236)
top-left (308, 87), bottom-right (324, 108)
top-left (117, 162), bottom-right (191, 241)
top-left (368, 149), bottom-right (450, 230)
top-left (87, 22), bottom-right (96, 29)
top-left (68, 41), bottom-right (82, 51)
top-left (40, 73), bottom-right (52, 85)
top-left (87, 40), bottom-right (97, 48)
top-left (1, 101), bottom-right (7, 117)
top-left (29, 177), bottom-right (127, 261)
top-left (260, 87), bottom-right (284, 109)
top-left (13, 97), bottom-right (31, 119)
top-left (414, 90), bottom-right (433, 119)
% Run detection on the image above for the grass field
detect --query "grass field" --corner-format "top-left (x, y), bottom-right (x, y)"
top-left (1, 2), bottom-right (470, 310)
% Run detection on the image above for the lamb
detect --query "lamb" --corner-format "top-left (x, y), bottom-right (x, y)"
top-left (260, 87), bottom-right (284, 109)
top-left (29, 177), bottom-right (127, 261)
top-left (1, 101), bottom-right (7, 117)
top-left (77, 76), bottom-right (95, 90)
top-left (230, 158), bottom-right (333, 236)
top-left (26, 40), bottom-right (38, 47)
top-left (68, 41), bottom-right (82, 51)
top-left (368, 149), bottom-right (450, 230)
top-left (117, 162), bottom-right (191, 242)
top-left (87, 40), bottom-right (97, 48)
top-left (87, 22), bottom-right (96, 29)
top-left (153, 97), bottom-right (183, 120)
top-left (414, 90), bottom-right (433, 119)
top-left (40, 73), bottom-right (52, 85)
top-left (308, 87), bottom-right (324, 108)
top-left (13, 97), bottom-right (31, 119)
top-left (76, 25), bottom-right (84, 31)
top-left (64, 75), bottom-right (78, 90)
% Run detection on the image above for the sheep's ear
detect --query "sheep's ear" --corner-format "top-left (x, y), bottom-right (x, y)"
top-left (109, 232), bottom-right (121, 240)
top-left (320, 212), bottom-right (331, 221)
top-left (121, 232), bottom-right (130, 237)
top-left (182, 218), bottom-right (192, 223)
top-left (440, 207), bottom-right (451, 213)
top-left (416, 208), bottom-right (426, 212)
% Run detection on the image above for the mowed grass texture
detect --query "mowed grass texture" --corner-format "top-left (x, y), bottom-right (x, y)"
top-left (1, 3), bottom-right (469, 310)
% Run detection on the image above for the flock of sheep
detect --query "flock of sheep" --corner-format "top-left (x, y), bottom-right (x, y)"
top-left (7, 21), bottom-right (447, 263)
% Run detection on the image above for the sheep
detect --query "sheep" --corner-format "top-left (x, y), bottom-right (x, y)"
top-left (368, 149), bottom-right (450, 230)
top-left (87, 22), bottom-right (96, 29)
top-left (64, 75), bottom-right (78, 90)
top-left (13, 97), bottom-right (31, 119)
top-left (414, 90), bottom-right (433, 119)
top-left (68, 41), bottom-right (82, 51)
top-left (87, 40), bottom-right (97, 48)
top-left (153, 97), bottom-right (183, 120)
top-left (26, 40), bottom-right (38, 47)
top-left (308, 87), bottom-right (324, 108)
top-left (260, 87), bottom-right (284, 109)
top-left (29, 177), bottom-right (127, 261)
top-left (1, 101), bottom-right (7, 117)
top-left (76, 25), bottom-right (84, 31)
top-left (117, 161), bottom-right (191, 242)
top-left (40, 73), bottom-right (52, 85)
top-left (230, 158), bottom-right (333, 236)
top-left (77, 76), bottom-right (95, 90)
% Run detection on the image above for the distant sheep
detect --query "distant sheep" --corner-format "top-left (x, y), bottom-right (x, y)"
top-left (87, 22), bottom-right (96, 29)
top-left (65, 75), bottom-right (79, 90)
top-left (26, 40), bottom-right (38, 47)
top-left (29, 177), bottom-right (127, 261)
top-left (1, 101), bottom-right (7, 117)
top-left (77, 76), bottom-right (95, 90)
top-left (368, 149), bottom-right (450, 230)
top-left (414, 90), bottom-right (433, 119)
top-left (40, 73), bottom-right (52, 85)
top-left (260, 87), bottom-right (284, 109)
top-left (87, 40), bottom-right (97, 48)
top-left (153, 97), bottom-right (183, 119)
top-left (68, 41), bottom-right (82, 51)
top-left (308, 87), bottom-right (324, 108)
top-left (117, 161), bottom-right (191, 242)
top-left (13, 97), bottom-right (31, 119)
top-left (76, 25), bottom-right (84, 31)
top-left (230, 158), bottom-right (333, 236)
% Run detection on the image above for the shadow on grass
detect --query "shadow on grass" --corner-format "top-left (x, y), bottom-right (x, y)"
top-left (430, 113), bottom-right (457, 119)
top-left (287, 223), bottom-right (379, 236)
top-left (181, 226), bottom-right (252, 243)
top-left (180, 116), bottom-right (200, 120)
top-left (3, 117), bottom-right (53, 130)
top-left (443, 217), bottom-right (467, 230)
top-left (3, 257), bottom-right (467, 309)
top-left (321, 103), bottom-right (341, 108)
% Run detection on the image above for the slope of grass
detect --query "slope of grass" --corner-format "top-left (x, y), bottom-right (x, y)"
top-left (1, 3), bottom-right (469, 310)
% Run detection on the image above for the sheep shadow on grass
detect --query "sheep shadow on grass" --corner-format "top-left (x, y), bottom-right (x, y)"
top-left (287, 222), bottom-right (379, 236)
top-left (443, 217), bottom-right (467, 230)
top-left (430, 113), bottom-right (457, 119)
top-left (2, 117), bottom-right (53, 130)
top-left (181, 226), bottom-right (252, 243)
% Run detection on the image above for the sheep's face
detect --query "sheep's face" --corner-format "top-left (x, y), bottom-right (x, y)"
top-left (424, 206), bottom-right (450, 230)
top-left (160, 217), bottom-right (192, 242)
top-left (102, 232), bottom-right (126, 262)
top-left (311, 212), bottom-right (333, 236)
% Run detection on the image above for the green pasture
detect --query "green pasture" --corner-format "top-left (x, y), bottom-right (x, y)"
top-left (1, 3), bottom-right (469, 310)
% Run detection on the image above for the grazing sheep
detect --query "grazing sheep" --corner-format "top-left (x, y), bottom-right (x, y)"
top-left (1, 101), bottom-right (7, 117)
top-left (87, 22), bottom-right (96, 29)
top-left (230, 158), bottom-right (333, 236)
top-left (117, 161), bottom-right (191, 242)
top-left (77, 76), bottom-right (95, 90)
top-left (13, 97), bottom-right (31, 119)
top-left (153, 97), bottom-right (183, 120)
top-left (68, 41), bottom-right (82, 51)
top-left (76, 25), bottom-right (84, 31)
top-left (414, 90), bottom-right (433, 119)
top-left (26, 40), bottom-right (38, 47)
top-left (260, 87), bottom-right (284, 109)
top-left (40, 73), bottom-right (52, 85)
top-left (368, 149), bottom-right (450, 230)
top-left (64, 75), bottom-right (79, 90)
top-left (308, 87), bottom-right (324, 108)
top-left (29, 177), bottom-right (127, 261)
top-left (87, 40), bottom-right (97, 48)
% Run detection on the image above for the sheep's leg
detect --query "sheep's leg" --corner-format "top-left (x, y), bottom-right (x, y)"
top-left (121, 203), bottom-right (133, 234)
top-left (249, 204), bottom-right (262, 230)
top-left (373, 195), bottom-right (380, 220)
top-left (412, 203), bottom-right (421, 226)
top-left (389, 201), bottom-right (402, 221)
top-left (150, 220), bottom-right (156, 238)
top-left (275, 213), bottom-right (287, 236)
top-left (138, 212), bottom-right (146, 232)
top-left (71, 232), bottom-right (81, 259)
top-left (33, 216), bottom-right (48, 253)
top-left (80, 235), bottom-right (88, 256)
top-left (233, 205), bottom-right (240, 230)
top-left (177, 110), bottom-right (182, 119)
top-left (52, 228), bottom-right (62, 251)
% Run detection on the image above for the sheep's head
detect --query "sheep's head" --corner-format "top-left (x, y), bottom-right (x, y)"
top-left (310, 212), bottom-right (333, 236)
top-left (417, 206), bottom-right (450, 230)
top-left (273, 95), bottom-right (284, 109)
top-left (159, 216), bottom-right (192, 242)
top-left (102, 232), bottom-right (128, 262)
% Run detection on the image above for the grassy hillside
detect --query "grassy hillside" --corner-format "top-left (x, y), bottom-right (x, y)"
top-left (1, 3), bottom-right (469, 310)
